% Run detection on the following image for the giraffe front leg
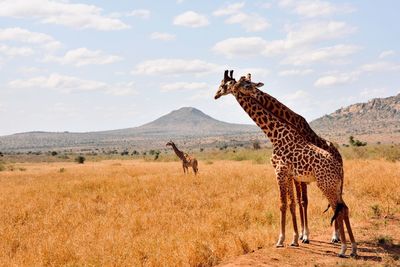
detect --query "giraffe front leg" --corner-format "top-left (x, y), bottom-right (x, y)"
top-left (294, 180), bottom-right (305, 241)
top-left (182, 162), bottom-right (186, 174)
top-left (288, 177), bottom-right (299, 247)
top-left (276, 172), bottom-right (289, 248)
top-left (300, 182), bottom-right (310, 244)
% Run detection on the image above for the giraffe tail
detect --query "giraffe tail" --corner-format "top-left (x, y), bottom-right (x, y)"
top-left (323, 204), bottom-right (330, 213)
top-left (331, 203), bottom-right (345, 225)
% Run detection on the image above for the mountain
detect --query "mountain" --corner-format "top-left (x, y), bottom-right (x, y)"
top-left (114, 107), bottom-right (258, 136)
top-left (310, 93), bottom-right (400, 144)
top-left (0, 107), bottom-right (260, 152)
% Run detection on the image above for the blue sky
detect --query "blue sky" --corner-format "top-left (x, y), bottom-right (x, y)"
top-left (0, 0), bottom-right (399, 136)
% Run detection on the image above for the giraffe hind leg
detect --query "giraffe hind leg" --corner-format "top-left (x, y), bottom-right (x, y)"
top-left (343, 206), bottom-right (357, 257)
top-left (337, 211), bottom-right (347, 258)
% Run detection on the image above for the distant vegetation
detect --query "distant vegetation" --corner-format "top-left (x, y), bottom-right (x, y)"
top-left (349, 135), bottom-right (367, 147)
top-left (75, 156), bottom-right (86, 164)
top-left (1, 142), bottom-right (399, 165)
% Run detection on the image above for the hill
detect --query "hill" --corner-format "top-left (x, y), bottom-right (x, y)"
top-left (310, 93), bottom-right (400, 144)
top-left (109, 107), bottom-right (259, 136)
top-left (0, 107), bottom-right (261, 152)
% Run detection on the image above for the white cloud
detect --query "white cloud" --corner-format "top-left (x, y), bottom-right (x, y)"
top-left (127, 9), bottom-right (150, 19)
top-left (314, 59), bottom-right (400, 88)
top-left (18, 66), bottom-right (46, 74)
top-left (284, 90), bottom-right (309, 101)
top-left (360, 88), bottom-right (387, 99)
top-left (213, 3), bottom-right (269, 32)
top-left (379, 50), bottom-right (395, 59)
top-left (0, 0), bottom-right (129, 31)
top-left (173, 11), bottom-right (209, 28)
top-left (235, 68), bottom-right (270, 79)
top-left (150, 32), bottom-right (176, 41)
top-left (160, 82), bottom-right (209, 92)
top-left (264, 21), bottom-right (357, 56)
top-left (278, 69), bottom-right (313, 76)
top-left (0, 27), bottom-right (61, 50)
top-left (213, 21), bottom-right (356, 58)
top-left (133, 59), bottom-right (220, 75)
top-left (314, 71), bottom-right (359, 87)
top-left (44, 48), bottom-right (122, 67)
top-left (8, 73), bottom-right (136, 96)
top-left (213, 2), bottom-right (245, 16)
top-left (0, 44), bottom-right (33, 57)
top-left (282, 44), bottom-right (360, 65)
top-left (279, 0), bottom-right (354, 18)
top-left (212, 37), bottom-right (267, 58)
top-left (360, 61), bottom-right (400, 72)
top-left (225, 13), bottom-right (269, 32)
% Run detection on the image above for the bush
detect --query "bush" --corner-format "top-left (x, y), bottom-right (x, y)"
top-left (253, 140), bottom-right (261, 150)
top-left (349, 136), bottom-right (367, 147)
top-left (75, 156), bottom-right (86, 164)
top-left (51, 151), bottom-right (58, 156)
top-left (120, 151), bottom-right (129, 156)
top-left (154, 151), bottom-right (160, 161)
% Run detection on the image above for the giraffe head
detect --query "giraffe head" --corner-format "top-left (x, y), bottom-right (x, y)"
top-left (214, 70), bottom-right (264, 99)
top-left (166, 140), bottom-right (174, 147)
top-left (231, 74), bottom-right (264, 96)
top-left (214, 70), bottom-right (236, 99)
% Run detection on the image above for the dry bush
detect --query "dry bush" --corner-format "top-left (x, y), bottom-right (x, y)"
top-left (0, 159), bottom-right (399, 266)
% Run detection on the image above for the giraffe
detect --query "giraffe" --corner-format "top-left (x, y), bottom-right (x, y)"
top-left (166, 140), bottom-right (198, 175)
top-left (214, 70), bottom-right (357, 257)
top-left (236, 73), bottom-right (343, 243)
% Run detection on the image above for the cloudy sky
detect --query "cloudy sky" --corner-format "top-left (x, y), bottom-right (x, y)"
top-left (0, 0), bottom-right (399, 135)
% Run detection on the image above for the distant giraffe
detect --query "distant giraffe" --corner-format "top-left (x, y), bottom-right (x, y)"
top-left (214, 70), bottom-right (357, 257)
top-left (238, 73), bottom-right (343, 243)
top-left (166, 141), bottom-right (198, 175)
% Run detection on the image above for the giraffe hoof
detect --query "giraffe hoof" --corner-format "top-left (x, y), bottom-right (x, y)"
top-left (337, 253), bottom-right (346, 258)
top-left (275, 243), bottom-right (284, 248)
top-left (302, 239), bottom-right (309, 244)
top-left (331, 238), bottom-right (340, 243)
top-left (350, 252), bottom-right (357, 258)
top-left (299, 235), bottom-right (304, 241)
top-left (290, 242), bottom-right (299, 247)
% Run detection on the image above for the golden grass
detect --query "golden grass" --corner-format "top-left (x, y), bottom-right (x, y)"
top-left (0, 159), bottom-right (399, 266)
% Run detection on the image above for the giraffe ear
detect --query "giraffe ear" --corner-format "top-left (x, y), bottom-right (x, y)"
top-left (255, 82), bottom-right (264, 88)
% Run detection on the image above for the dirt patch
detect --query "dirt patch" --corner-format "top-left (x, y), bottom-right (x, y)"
top-left (218, 216), bottom-right (399, 267)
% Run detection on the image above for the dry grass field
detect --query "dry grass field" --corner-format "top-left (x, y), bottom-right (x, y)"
top-left (0, 158), bottom-right (399, 266)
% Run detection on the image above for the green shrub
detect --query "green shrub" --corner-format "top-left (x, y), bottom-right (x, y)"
top-left (349, 135), bottom-right (367, 147)
top-left (75, 156), bottom-right (86, 164)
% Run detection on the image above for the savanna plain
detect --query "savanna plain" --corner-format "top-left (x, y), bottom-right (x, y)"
top-left (0, 146), bottom-right (399, 266)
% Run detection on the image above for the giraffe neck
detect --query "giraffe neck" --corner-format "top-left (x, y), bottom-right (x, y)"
top-left (251, 88), bottom-right (305, 130)
top-left (171, 143), bottom-right (186, 160)
top-left (247, 87), bottom-right (343, 163)
top-left (234, 91), bottom-right (301, 146)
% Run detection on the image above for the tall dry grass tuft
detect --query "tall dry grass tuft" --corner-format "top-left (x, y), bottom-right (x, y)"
top-left (0, 159), bottom-right (398, 266)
